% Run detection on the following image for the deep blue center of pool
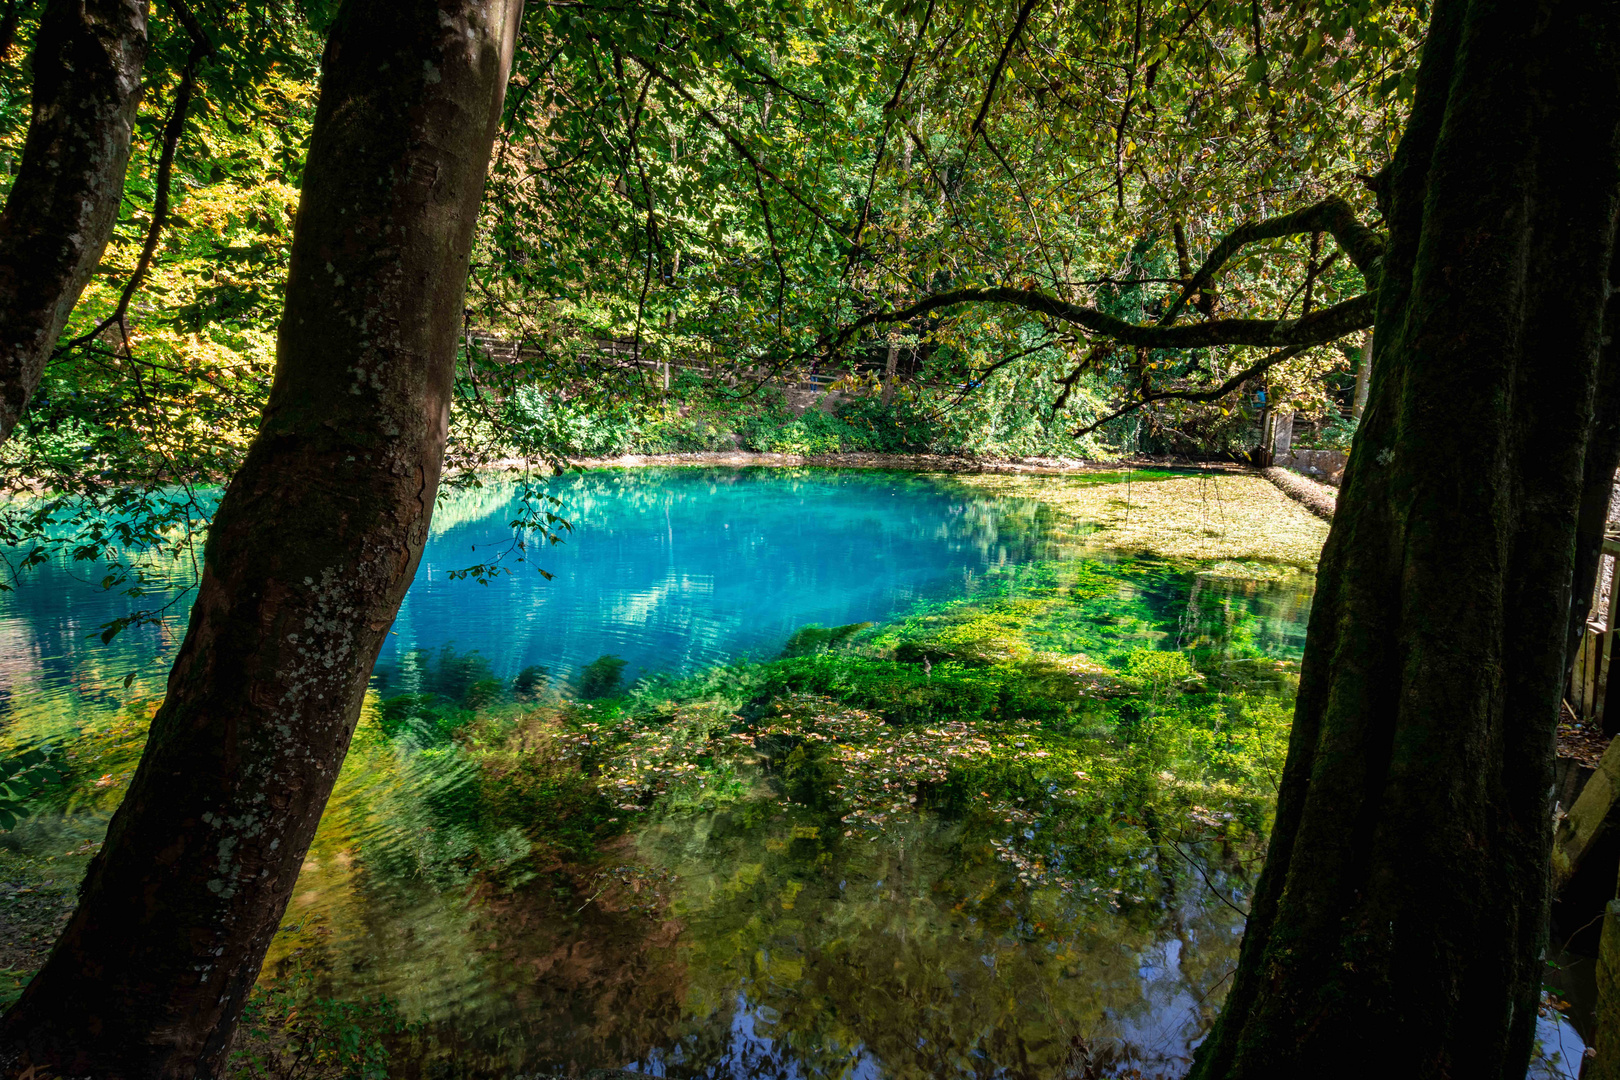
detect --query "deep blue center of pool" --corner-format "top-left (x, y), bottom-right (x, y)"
top-left (380, 467), bottom-right (1053, 687)
top-left (0, 468), bottom-right (1055, 726)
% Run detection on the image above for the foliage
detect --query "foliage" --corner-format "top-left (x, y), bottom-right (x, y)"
top-left (0, 2), bottom-right (327, 623)
top-left (1297, 411), bottom-right (1360, 449)
top-left (0, 748), bottom-right (58, 831)
top-left (229, 958), bottom-right (413, 1080)
top-left (0, 0), bottom-right (1427, 610)
top-left (458, 0), bottom-right (1422, 475)
top-left (504, 375), bottom-right (944, 457)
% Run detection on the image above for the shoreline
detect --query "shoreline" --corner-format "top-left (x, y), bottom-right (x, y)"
top-left (476, 449), bottom-right (1256, 478)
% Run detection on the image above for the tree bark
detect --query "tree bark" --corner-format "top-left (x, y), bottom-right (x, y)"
top-left (883, 132), bottom-right (914, 408)
top-left (1351, 329), bottom-right (1372, 418)
top-left (882, 335), bottom-right (899, 404)
top-left (1189, 2), bottom-right (1620, 1077)
top-left (0, 0), bottom-right (523, 1074)
top-left (0, 0), bottom-right (147, 443)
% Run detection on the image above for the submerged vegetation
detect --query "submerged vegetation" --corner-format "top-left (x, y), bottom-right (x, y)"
top-left (2, 470), bottom-right (1318, 1074)
top-left (957, 473), bottom-right (1330, 568)
top-left (228, 559), bottom-right (1298, 1073)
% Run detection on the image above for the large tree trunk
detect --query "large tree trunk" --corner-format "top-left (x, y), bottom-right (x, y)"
top-left (0, 0), bottom-right (522, 1073)
top-left (1189, 2), bottom-right (1620, 1077)
top-left (0, 0), bottom-right (147, 443)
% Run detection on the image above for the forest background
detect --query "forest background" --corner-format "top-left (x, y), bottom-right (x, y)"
top-left (0, 0), bottom-right (1415, 607)
top-left (5, 0), bottom-right (1612, 1076)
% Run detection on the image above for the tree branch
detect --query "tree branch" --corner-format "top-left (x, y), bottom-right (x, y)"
top-left (968, 0), bottom-right (1040, 142)
top-left (1161, 196), bottom-right (1385, 325)
top-left (882, 0), bottom-right (938, 114)
top-left (55, 41), bottom-right (206, 359)
top-left (1071, 345), bottom-right (1306, 437)
top-left (830, 286), bottom-right (1374, 354)
top-left (629, 53), bottom-right (858, 252)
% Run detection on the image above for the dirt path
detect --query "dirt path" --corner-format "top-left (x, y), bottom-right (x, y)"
top-left (1261, 466), bottom-right (1338, 521)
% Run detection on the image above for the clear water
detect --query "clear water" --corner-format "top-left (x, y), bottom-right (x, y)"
top-left (2, 466), bottom-right (1576, 1077)
top-left (0, 468), bottom-right (1062, 732)
top-left (389, 468), bottom-right (1067, 688)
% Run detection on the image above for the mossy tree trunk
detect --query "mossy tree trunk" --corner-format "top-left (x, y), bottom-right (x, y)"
top-left (1190, 1), bottom-right (1620, 1076)
top-left (0, 0), bottom-right (522, 1074)
top-left (0, 0), bottom-right (147, 442)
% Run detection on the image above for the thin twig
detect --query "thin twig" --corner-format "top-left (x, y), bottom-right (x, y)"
top-left (54, 36), bottom-right (209, 358)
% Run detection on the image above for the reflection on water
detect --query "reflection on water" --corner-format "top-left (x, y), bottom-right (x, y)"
top-left (285, 769), bottom-right (1253, 1079)
top-left (0, 468), bottom-right (1061, 739)
top-left (4, 467), bottom-right (1335, 1077)
top-left (395, 468), bottom-right (1070, 687)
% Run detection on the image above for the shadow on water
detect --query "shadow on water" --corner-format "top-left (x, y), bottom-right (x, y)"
top-left (2, 468), bottom-right (1580, 1076)
top-left (257, 536), bottom-right (1313, 1077)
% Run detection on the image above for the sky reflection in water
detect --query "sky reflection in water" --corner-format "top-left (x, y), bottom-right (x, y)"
top-left (0, 467), bottom-right (1430, 1077)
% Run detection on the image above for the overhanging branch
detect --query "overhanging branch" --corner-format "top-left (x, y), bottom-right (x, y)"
top-left (831, 286), bottom-right (1374, 353)
top-left (1071, 345), bottom-right (1307, 437)
top-left (1161, 196), bottom-right (1385, 325)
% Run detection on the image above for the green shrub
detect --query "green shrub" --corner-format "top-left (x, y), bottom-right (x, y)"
top-left (1298, 412), bottom-right (1358, 449)
top-left (505, 387), bottom-right (643, 457)
top-left (831, 396), bottom-right (933, 452)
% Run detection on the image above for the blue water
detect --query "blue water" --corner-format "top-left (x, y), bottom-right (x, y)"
top-left (0, 467), bottom-right (1054, 733)
top-left (0, 466), bottom-right (1584, 1077)
top-left (384, 468), bottom-right (1052, 688)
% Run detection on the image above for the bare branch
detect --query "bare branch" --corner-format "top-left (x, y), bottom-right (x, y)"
top-left (969, 0), bottom-right (1040, 141)
top-left (882, 0), bottom-right (939, 114)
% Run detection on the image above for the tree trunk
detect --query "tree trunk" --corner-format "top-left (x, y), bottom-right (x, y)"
top-left (1351, 329), bottom-right (1373, 419)
top-left (1189, 2), bottom-right (1620, 1077)
top-left (882, 130), bottom-right (914, 408)
top-left (0, 0), bottom-right (147, 443)
top-left (0, 0), bottom-right (523, 1074)
top-left (882, 336), bottom-right (899, 405)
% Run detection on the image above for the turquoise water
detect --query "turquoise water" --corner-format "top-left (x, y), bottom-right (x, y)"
top-left (385, 468), bottom-right (1062, 688)
top-left (0, 468), bottom-right (1059, 734)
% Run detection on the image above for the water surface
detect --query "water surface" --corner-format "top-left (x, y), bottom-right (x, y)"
top-left (0, 467), bottom-right (1373, 1077)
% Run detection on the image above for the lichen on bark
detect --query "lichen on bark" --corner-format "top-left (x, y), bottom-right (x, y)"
top-left (0, 1), bottom-right (526, 1073)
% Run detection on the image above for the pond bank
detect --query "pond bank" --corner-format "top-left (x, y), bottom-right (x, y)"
top-left (490, 449), bottom-right (1256, 478)
top-left (1260, 466), bottom-right (1338, 521)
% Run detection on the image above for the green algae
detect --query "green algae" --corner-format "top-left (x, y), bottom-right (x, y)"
top-left (213, 545), bottom-right (1307, 1074)
top-left (0, 466), bottom-right (1326, 1077)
